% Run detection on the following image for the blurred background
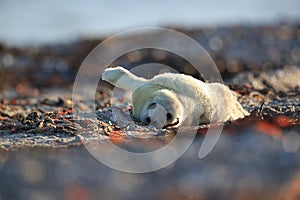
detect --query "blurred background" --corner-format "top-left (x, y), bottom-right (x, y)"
top-left (0, 0), bottom-right (300, 46)
top-left (1, 0), bottom-right (300, 98)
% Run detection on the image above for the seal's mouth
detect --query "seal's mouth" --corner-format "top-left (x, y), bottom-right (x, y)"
top-left (163, 118), bottom-right (180, 129)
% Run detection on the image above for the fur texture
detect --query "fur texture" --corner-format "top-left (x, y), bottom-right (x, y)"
top-left (102, 66), bottom-right (249, 127)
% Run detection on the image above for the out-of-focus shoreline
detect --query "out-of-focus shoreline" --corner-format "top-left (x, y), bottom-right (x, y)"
top-left (1, 23), bottom-right (299, 96)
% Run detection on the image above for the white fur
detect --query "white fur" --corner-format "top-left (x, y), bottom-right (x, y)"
top-left (102, 66), bottom-right (249, 127)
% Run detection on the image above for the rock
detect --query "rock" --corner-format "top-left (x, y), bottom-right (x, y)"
top-left (228, 65), bottom-right (300, 93)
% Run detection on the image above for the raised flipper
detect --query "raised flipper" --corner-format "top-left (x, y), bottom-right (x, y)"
top-left (102, 66), bottom-right (147, 91)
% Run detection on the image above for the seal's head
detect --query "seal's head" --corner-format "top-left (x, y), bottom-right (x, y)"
top-left (132, 83), bottom-right (183, 128)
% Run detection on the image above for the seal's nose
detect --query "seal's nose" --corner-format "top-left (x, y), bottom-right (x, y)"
top-left (147, 104), bottom-right (167, 129)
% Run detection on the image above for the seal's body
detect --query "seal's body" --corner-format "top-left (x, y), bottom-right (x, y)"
top-left (102, 66), bottom-right (249, 127)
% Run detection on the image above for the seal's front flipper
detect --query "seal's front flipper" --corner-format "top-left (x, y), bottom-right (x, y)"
top-left (102, 66), bottom-right (147, 91)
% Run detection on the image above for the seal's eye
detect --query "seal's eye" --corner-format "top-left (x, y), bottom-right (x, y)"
top-left (166, 113), bottom-right (173, 121)
top-left (148, 102), bottom-right (157, 109)
top-left (145, 117), bottom-right (151, 125)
